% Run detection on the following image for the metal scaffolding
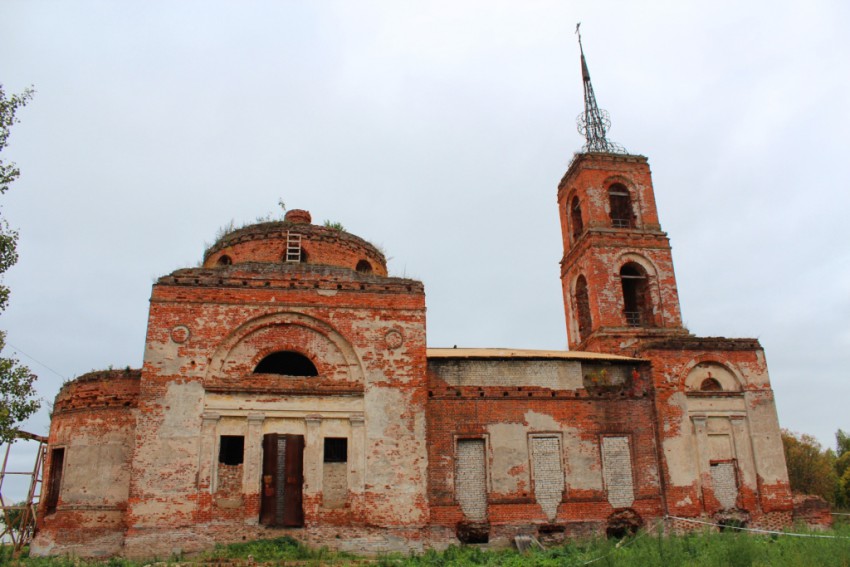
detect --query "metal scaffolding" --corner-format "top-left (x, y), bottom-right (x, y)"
top-left (0, 431), bottom-right (47, 555)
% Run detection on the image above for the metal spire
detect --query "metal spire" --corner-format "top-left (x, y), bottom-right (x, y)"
top-left (575, 24), bottom-right (626, 154)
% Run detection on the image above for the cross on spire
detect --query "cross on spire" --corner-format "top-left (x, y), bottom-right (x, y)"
top-left (575, 24), bottom-right (626, 154)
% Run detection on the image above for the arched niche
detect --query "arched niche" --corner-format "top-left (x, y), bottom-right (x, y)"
top-left (204, 312), bottom-right (365, 389)
top-left (684, 361), bottom-right (742, 393)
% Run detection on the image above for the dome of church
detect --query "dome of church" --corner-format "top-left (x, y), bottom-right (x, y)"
top-left (202, 209), bottom-right (387, 276)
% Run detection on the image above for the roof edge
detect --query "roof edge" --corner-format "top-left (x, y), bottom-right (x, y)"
top-left (427, 347), bottom-right (640, 361)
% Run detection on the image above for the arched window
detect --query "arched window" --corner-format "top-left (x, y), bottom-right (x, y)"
top-left (620, 263), bottom-right (653, 327)
top-left (700, 377), bottom-right (723, 392)
top-left (608, 184), bottom-right (634, 228)
top-left (254, 351), bottom-right (318, 376)
top-left (570, 196), bottom-right (584, 241)
top-left (575, 275), bottom-right (592, 340)
top-left (216, 254), bottom-right (232, 266)
top-left (356, 259), bottom-right (372, 274)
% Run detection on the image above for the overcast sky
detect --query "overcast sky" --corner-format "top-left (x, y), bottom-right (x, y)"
top-left (1, 1), bottom-right (848, 496)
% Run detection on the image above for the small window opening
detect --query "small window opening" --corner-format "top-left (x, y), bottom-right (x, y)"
top-left (45, 448), bottom-right (65, 514)
top-left (700, 377), bottom-right (723, 391)
top-left (324, 438), bottom-right (348, 463)
top-left (356, 259), bottom-right (372, 274)
top-left (216, 255), bottom-right (232, 266)
top-left (620, 263), bottom-right (652, 327)
top-left (575, 275), bottom-right (592, 340)
top-left (608, 184), bottom-right (634, 228)
top-left (219, 435), bottom-right (244, 465)
top-left (570, 196), bottom-right (584, 241)
top-left (254, 351), bottom-right (318, 376)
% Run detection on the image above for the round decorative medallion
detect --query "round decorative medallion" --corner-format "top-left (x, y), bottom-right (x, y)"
top-left (170, 325), bottom-right (190, 344)
top-left (385, 329), bottom-right (404, 350)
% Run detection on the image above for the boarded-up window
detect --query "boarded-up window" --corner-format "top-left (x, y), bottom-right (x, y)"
top-left (455, 439), bottom-right (487, 522)
top-left (530, 436), bottom-right (563, 521)
top-left (45, 448), bottom-right (65, 514)
top-left (602, 436), bottom-right (635, 508)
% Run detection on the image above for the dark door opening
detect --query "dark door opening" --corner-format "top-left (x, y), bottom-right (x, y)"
top-left (260, 433), bottom-right (304, 527)
top-left (45, 447), bottom-right (65, 514)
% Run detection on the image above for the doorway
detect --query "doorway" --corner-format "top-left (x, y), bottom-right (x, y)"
top-left (260, 433), bottom-right (304, 527)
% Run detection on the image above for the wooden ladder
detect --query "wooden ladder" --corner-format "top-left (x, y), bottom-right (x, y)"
top-left (285, 231), bottom-right (301, 263)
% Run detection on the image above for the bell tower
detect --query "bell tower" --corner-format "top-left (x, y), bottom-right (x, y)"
top-left (559, 29), bottom-right (688, 354)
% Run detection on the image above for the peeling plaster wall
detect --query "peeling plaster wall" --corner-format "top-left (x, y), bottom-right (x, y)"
top-left (118, 262), bottom-right (427, 558)
top-left (644, 343), bottom-right (793, 522)
top-left (31, 371), bottom-right (140, 558)
top-left (427, 358), bottom-right (663, 530)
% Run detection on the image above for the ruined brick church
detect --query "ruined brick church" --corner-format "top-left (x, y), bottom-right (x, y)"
top-left (32, 43), bottom-right (792, 558)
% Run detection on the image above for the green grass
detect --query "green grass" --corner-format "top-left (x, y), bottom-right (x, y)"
top-left (197, 535), bottom-right (357, 563)
top-left (3, 524), bottom-right (849, 567)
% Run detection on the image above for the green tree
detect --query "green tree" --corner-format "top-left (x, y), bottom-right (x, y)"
top-left (781, 429), bottom-right (837, 503)
top-left (0, 84), bottom-right (38, 444)
top-left (836, 429), bottom-right (850, 508)
top-left (837, 429), bottom-right (850, 457)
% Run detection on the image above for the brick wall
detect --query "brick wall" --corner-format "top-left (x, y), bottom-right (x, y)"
top-left (427, 357), bottom-right (663, 530)
top-left (557, 153), bottom-right (685, 350)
